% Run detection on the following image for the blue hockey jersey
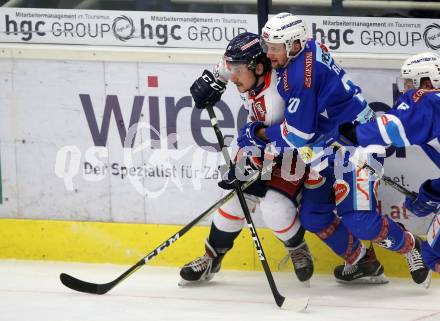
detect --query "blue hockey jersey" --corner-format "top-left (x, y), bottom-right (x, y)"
top-left (265, 39), bottom-right (374, 150)
top-left (356, 89), bottom-right (440, 169)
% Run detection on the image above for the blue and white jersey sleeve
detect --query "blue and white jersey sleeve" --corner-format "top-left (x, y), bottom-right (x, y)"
top-left (356, 89), bottom-right (438, 148)
top-left (356, 89), bottom-right (440, 169)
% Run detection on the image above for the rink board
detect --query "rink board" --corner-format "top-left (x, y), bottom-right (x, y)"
top-left (0, 218), bottom-right (435, 279)
top-left (0, 56), bottom-right (437, 236)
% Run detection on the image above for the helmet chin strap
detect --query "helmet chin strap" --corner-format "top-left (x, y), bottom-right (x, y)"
top-left (284, 45), bottom-right (305, 67)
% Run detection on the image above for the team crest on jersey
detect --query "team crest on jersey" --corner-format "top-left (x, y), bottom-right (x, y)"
top-left (252, 97), bottom-right (267, 122)
top-left (304, 51), bottom-right (313, 88)
top-left (283, 69), bottom-right (289, 92)
top-left (304, 175), bottom-right (326, 189)
top-left (334, 180), bottom-right (350, 205)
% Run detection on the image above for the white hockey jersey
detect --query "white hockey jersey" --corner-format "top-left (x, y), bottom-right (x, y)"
top-left (241, 70), bottom-right (285, 127)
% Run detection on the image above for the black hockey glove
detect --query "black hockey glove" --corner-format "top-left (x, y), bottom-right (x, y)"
top-left (190, 69), bottom-right (226, 109)
top-left (218, 156), bottom-right (267, 198)
top-left (338, 122), bottom-right (359, 145)
top-left (218, 156), bottom-right (260, 190)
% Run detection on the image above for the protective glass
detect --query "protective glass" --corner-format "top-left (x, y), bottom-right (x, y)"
top-left (213, 56), bottom-right (232, 82)
top-left (224, 59), bottom-right (249, 75)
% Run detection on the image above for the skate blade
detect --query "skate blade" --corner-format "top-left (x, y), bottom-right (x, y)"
top-left (423, 270), bottom-right (433, 289)
top-left (336, 273), bottom-right (389, 285)
top-left (281, 296), bottom-right (309, 312)
top-left (178, 275), bottom-right (215, 287)
top-left (301, 279), bottom-right (311, 288)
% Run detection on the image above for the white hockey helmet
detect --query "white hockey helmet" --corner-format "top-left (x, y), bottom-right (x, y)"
top-left (401, 52), bottom-right (440, 89)
top-left (261, 12), bottom-right (308, 59)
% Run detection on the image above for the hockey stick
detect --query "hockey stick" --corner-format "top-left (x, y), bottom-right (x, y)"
top-left (59, 167), bottom-right (268, 295)
top-left (206, 105), bottom-right (309, 311)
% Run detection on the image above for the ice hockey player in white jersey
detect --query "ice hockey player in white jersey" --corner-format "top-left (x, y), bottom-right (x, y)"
top-left (333, 52), bottom-right (440, 275)
top-left (179, 32), bottom-right (314, 285)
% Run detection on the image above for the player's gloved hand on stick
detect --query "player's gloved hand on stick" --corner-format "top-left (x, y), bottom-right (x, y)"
top-left (190, 69), bottom-right (226, 109)
top-left (218, 153), bottom-right (261, 190)
top-left (325, 122), bottom-right (359, 149)
top-left (337, 122), bottom-right (359, 145)
top-left (405, 179), bottom-right (440, 217)
top-left (237, 121), bottom-right (267, 149)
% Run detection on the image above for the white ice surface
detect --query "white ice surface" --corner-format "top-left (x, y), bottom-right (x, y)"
top-left (1, 260), bottom-right (439, 321)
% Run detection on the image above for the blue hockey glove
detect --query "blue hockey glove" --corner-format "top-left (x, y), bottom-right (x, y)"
top-left (237, 121), bottom-right (267, 149)
top-left (190, 69), bottom-right (226, 109)
top-left (405, 180), bottom-right (440, 217)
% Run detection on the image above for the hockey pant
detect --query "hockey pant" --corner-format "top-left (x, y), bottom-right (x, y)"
top-left (209, 188), bottom-right (304, 250)
top-left (299, 162), bottom-right (414, 264)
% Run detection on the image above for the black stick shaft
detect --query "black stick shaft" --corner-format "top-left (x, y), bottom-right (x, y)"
top-left (362, 163), bottom-right (418, 201)
top-left (59, 169), bottom-right (264, 295)
top-left (206, 106), bottom-right (285, 308)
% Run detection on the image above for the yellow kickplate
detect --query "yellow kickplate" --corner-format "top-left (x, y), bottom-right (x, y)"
top-left (0, 218), bottom-right (435, 279)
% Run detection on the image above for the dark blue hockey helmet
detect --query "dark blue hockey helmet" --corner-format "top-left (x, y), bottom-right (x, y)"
top-left (224, 32), bottom-right (264, 70)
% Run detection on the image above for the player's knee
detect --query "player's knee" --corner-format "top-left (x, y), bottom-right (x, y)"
top-left (212, 208), bottom-right (244, 233)
top-left (340, 210), bottom-right (383, 240)
top-left (300, 208), bottom-right (338, 233)
top-left (261, 190), bottom-right (301, 240)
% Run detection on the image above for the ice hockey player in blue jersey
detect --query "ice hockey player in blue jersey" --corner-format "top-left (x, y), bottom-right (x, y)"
top-left (237, 12), bottom-right (430, 285)
top-left (334, 52), bottom-right (440, 275)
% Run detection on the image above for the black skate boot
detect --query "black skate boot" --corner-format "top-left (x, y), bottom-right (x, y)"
top-left (334, 243), bottom-right (389, 284)
top-left (286, 240), bottom-right (314, 283)
top-left (404, 234), bottom-right (431, 287)
top-left (178, 239), bottom-right (227, 286)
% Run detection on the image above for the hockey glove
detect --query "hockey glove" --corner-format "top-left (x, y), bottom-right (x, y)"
top-left (405, 179), bottom-right (440, 217)
top-left (237, 121), bottom-right (268, 149)
top-left (324, 122), bottom-right (359, 150)
top-left (190, 69), bottom-right (226, 109)
top-left (218, 158), bottom-right (258, 190)
top-left (338, 122), bottom-right (359, 145)
top-left (218, 155), bottom-right (260, 190)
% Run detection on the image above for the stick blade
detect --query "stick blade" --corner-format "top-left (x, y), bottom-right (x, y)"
top-left (60, 273), bottom-right (110, 295)
top-left (281, 296), bottom-right (309, 312)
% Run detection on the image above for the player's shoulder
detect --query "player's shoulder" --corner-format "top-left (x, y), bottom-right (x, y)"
top-left (395, 89), bottom-right (440, 119)
top-left (407, 88), bottom-right (440, 104)
top-left (284, 40), bottom-right (317, 81)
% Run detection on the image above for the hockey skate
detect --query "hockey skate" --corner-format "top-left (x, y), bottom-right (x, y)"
top-left (334, 243), bottom-right (389, 284)
top-left (286, 240), bottom-right (314, 283)
top-left (404, 235), bottom-right (431, 288)
top-left (178, 239), bottom-right (227, 286)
